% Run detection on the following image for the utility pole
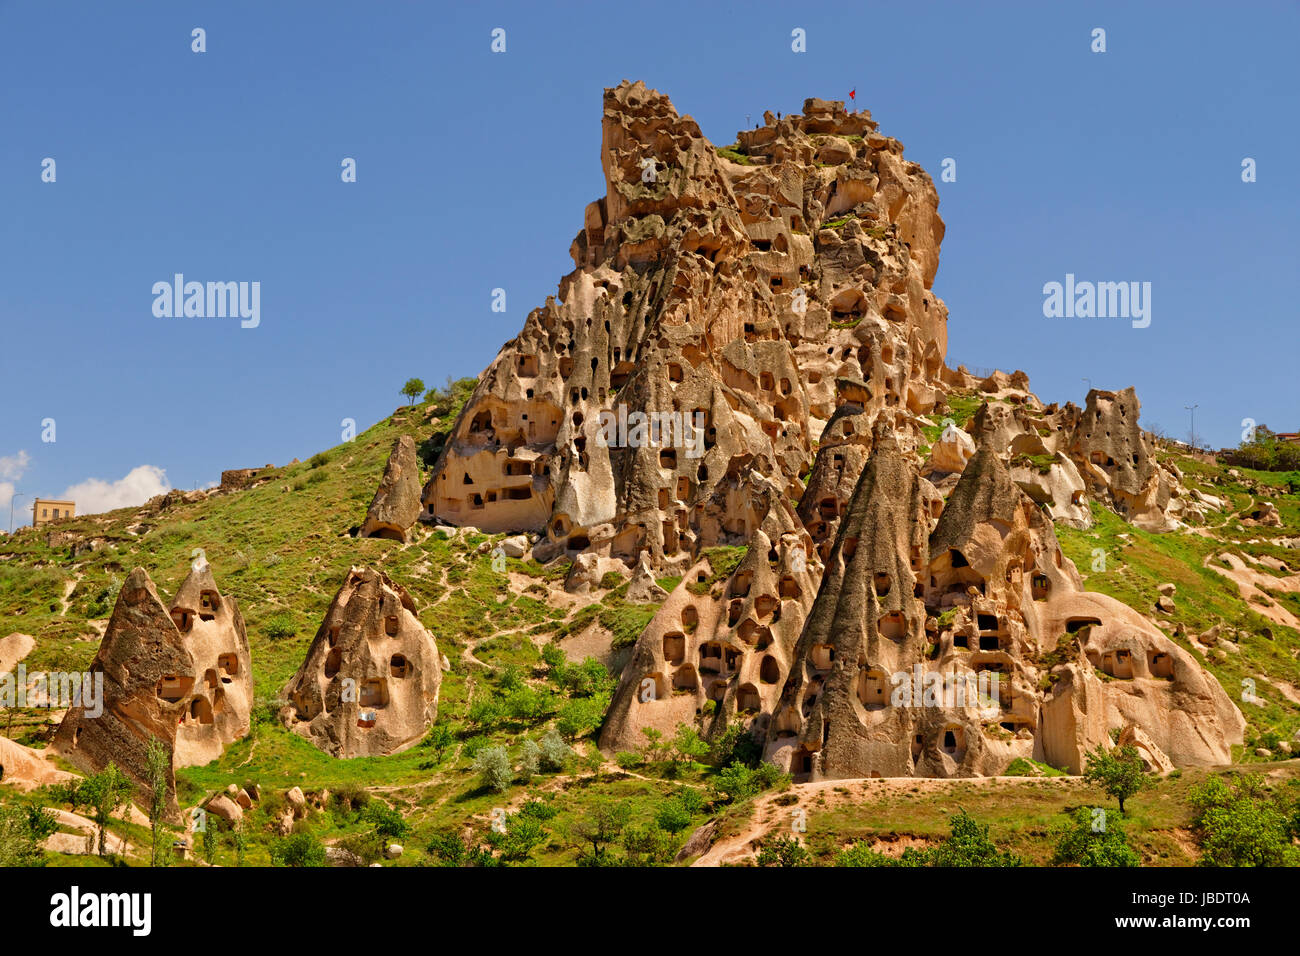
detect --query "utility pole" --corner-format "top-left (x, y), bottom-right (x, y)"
top-left (9, 493), bottom-right (25, 534)
top-left (1184, 404), bottom-right (1199, 449)
top-left (1082, 377), bottom-right (1092, 394)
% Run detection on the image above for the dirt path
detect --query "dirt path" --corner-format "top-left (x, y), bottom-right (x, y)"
top-left (692, 774), bottom-right (1079, 867)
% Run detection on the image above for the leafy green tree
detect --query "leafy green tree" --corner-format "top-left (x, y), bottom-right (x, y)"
top-left (902, 810), bottom-right (1022, 867)
top-left (488, 811), bottom-right (548, 863)
top-left (233, 821), bottom-right (246, 867)
top-left (654, 798), bottom-right (692, 834)
top-left (1084, 745), bottom-right (1148, 814)
top-left (0, 804), bottom-right (58, 867)
top-left (1051, 808), bottom-right (1141, 867)
top-left (362, 801), bottom-right (410, 840)
top-left (80, 763), bottom-right (133, 857)
top-left (572, 800), bottom-right (631, 866)
top-left (145, 737), bottom-right (169, 867)
top-left (201, 816), bottom-right (218, 865)
top-left (474, 745), bottom-right (513, 793)
top-left (1189, 775), bottom-right (1299, 866)
top-left (400, 378), bottom-right (426, 405)
top-left (837, 842), bottom-right (897, 867)
top-left (671, 724), bottom-right (709, 765)
top-left (621, 823), bottom-right (676, 866)
top-left (757, 836), bottom-right (811, 867)
top-left (270, 831), bottom-right (326, 867)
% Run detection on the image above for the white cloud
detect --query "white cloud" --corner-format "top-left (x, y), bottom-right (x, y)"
top-left (0, 450), bottom-right (31, 481)
top-left (0, 451), bottom-right (31, 527)
top-left (62, 465), bottom-right (171, 516)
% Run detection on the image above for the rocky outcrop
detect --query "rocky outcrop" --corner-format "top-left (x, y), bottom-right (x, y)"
top-left (422, 82), bottom-right (951, 571)
top-left (759, 440), bottom-right (1242, 781)
top-left (361, 435), bottom-right (423, 542)
top-left (281, 567), bottom-right (441, 757)
top-left (600, 476), bottom-right (823, 753)
top-left (52, 563), bottom-right (251, 814)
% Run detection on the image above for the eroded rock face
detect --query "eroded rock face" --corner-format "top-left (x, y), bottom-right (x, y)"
top-left (52, 563), bottom-right (251, 813)
top-left (361, 435), bottom-right (423, 542)
top-left (422, 81), bottom-right (951, 570)
top-left (168, 564), bottom-right (253, 768)
top-left (600, 476), bottom-right (823, 753)
top-left (1065, 388), bottom-right (1176, 530)
top-left (281, 567), bottom-right (440, 757)
top-left (759, 443), bottom-right (1243, 781)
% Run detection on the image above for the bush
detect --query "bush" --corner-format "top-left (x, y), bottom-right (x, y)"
top-left (474, 746), bottom-right (513, 794)
top-left (756, 837), bottom-right (811, 867)
top-left (1051, 807), bottom-right (1140, 867)
top-left (539, 728), bottom-right (572, 772)
top-left (1189, 775), bottom-right (1299, 866)
top-left (362, 802), bottom-right (410, 840)
top-left (270, 831), bottom-right (326, 867)
top-left (902, 810), bottom-right (1022, 867)
top-left (555, 696), bottom-right (608, 739)
top-left (654, 799), bottom-right (692, 834)
top-left (837, 842), bottom-right (897, 867)
top-left (518, 740), bottom-right (542, 782)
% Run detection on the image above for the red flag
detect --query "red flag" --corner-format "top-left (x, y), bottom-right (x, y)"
top-left (849, 89), bottom-right (856, 101)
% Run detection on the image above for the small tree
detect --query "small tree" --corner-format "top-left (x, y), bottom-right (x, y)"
top-left (400, 378), bottom-right (426, 406)
top-left (901, 810), bottom-right (1022, 867)
top-left (270, 830), bottom-right (326, 867)
top-left (144, 737), bottom-right (169, 867)
top-left (572, 800), bottom-right (630, 866)
top-left (1084, 745), bottom-right (1148, 814)
top-left (80, 763), bottom-right (133, 857)
top-left (0, 804), bottom-right (58, 867)
top-left (233, 821), bottom-right (246, 867)
top-left (474, 745), bottom-right (512, 794)
top-left (757, 836), bottom-right (811, 867)
top-left (1051, 808), bottom-right (1140, 867)
top-left (538, 728), bottom-right (572, 772)
top-left (201, 817), bottom-right (218, 865)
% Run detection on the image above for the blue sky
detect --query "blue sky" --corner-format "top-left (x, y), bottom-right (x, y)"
top-left (1, 0), bottom-right (1296, 526)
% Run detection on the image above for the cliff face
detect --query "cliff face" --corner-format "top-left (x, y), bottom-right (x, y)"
top-left (422, 81), bottom-right (950, 570)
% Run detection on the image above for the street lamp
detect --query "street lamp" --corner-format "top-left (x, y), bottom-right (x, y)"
top-left (1184, 404), bottom-right (1199, 449)
top-left (9, 493), bottom-right (26, 534)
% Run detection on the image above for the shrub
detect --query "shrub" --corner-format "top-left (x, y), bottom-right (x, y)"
top-left (270, 831), bottom-right (326, 867)
top-left (756, 836), bottom-right (811, 867)
top-left (262, 612), bottom-right (298, 640)
top-left (474, 746), bottom-right (513, 794)
top-left (518, 740), bottom-right (542, 782)
top-left (538, 728), bottom-right (572, 772)
top-left (654, 799), bottom-right (692, 834)
top-left (1051, 807), bottom-right (1140, 867)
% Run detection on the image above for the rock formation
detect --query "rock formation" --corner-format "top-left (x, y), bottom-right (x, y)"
top-left (52, 562), bottom-right (252, 813)
top-left (761, 442), bottom-right (1243, 780)
top-left (281, 567), bottom-right (441, 757)
top-left (361, 435), bottom-right (423, 542)
top-left (600, 476), bottom-right (823, 753)
top-left (422, 82), bottom-right (951, 570)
